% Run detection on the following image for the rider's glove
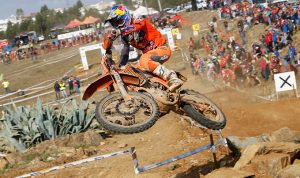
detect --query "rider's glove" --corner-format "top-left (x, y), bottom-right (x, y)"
top-left (102, 29), bottom-right (121, 50)
top-left (102, 34), bottom-right (113, 50)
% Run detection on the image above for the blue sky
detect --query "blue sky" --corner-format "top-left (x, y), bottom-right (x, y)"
top-left (0, 0), bottom-right (108, 19)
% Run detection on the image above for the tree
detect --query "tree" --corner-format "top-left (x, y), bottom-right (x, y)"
top-left (16, 8), bottom-right (24, 20)
top-left (84, 8), bottom-right (101, 18)
top-left (0, 31), bottom-right (5, 39)
top-left (76, 0), bottom-right (84, 8)
top-left (19, 19), bottom-right (33, 32)
top-left (191, 0), bottom-right (197, 11)
top-left (6, 21), bottom-right (19, 40)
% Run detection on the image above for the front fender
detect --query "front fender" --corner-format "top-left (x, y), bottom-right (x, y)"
top-left (82, 73), bottom-right (140, 100)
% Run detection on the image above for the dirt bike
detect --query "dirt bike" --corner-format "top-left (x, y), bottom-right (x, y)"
top-left (82, 49), bottom-right (226, 134)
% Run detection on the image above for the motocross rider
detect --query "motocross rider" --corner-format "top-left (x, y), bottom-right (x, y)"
top-left (102, 4), bottom-right (183, 92)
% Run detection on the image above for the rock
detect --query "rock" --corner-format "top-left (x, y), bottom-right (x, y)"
top-left (275, 163), bottom-right (300, 178)
top-left (234, 144), bottom-right (261, 170)
top-left (118, 143), bottom-right (128, 148)
top-left (100, 142), bottom-right (105, 146)
top-left (250, 153), bottom-right (290, 177)
top-left (234, 142), bottom-right (300, 170)
top-left (0, 158), bottom-right (8, 170)
top-left (82, 130), bottom-right (104, 146)
top-left (270, 127), bottom-right (300, 143)
top-left (169, 163), bottom-right (181, 171)
top-left (29, 158), bottom-right (48, 168)
top-left (227, 134), bottom-right (270, 151)
top-left (67, 130), bottom-right (103, 147)
top-left (205, 168), bottom-right (255, 178)
top-left (57, 147), bottom-right (76, 157)
top-left (293, 159), bottom-right (300, 164)
top-left (0, 153), bottom-right (6, 158)
top-left (46, 156), bottom-right (56, 161)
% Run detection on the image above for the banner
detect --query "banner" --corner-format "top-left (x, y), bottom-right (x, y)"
top-left (192, 24), bottom-right (200, 31)
top-left (274, 71), bottom-right (297, 92)
top-left (193, 31), bottom-right (199, 36)
top-left (171, 28), bottom-right (180, 36)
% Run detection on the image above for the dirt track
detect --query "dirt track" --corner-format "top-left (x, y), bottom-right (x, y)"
top-left (3, 65), bottom-right (300, 178)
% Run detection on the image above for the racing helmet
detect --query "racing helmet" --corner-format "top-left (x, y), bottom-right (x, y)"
top-left (105, 5), bottom-right (131, 29)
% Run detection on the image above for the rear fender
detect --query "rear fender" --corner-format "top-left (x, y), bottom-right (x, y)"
top-left (82, 74), bottom-right (140, 100)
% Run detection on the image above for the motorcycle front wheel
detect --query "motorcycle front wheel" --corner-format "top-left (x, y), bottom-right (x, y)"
top-left (180, 89), bottom-right (226, 130)
top-left (96, 91), bottom-right (160, 134)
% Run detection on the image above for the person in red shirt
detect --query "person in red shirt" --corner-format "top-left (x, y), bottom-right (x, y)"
top-left (264, 30), bottom-right (273, 52)
top-left (103, 5), bottom-right (183, 92)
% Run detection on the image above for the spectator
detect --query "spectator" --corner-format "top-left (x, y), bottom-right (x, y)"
top-left (2, 79), bottom-right (11, 94)
top-left (54, 81), bottom-right (60, 100)
top-left (207, 58), bottom-right (216, 81)
top-left (188, 37), bottom-right (195, 54)
top-left (74, 77), bottom-right (81, 94)
top-left (223, 20), bottom-right (229, 33)
top-left (68, 77), bottom-right (74, 95)
top-left (260, 54), bottom-right (270, 81)
top-left (193, 54), bottom-right (202, 75)
top-left (238, 20), bottom-right (246, 48)
top-left (59, 80), bottom-right (68, 98)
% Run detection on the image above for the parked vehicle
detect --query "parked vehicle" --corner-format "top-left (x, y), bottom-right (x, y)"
top-left (166, 6), bottom-right (186, 14)
top-left (185, 0), bottom-right (208, 11)
top-left (82, 44), bottom-right (226, 134)
top-left (38, 34), bottom-right (45, 42)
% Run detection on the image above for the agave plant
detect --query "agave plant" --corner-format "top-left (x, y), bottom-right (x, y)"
top-left (0, 98), bottom-right (96, 152)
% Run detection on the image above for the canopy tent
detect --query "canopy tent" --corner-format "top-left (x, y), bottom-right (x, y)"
top-left (64, 19), bottom-right (83, 29)
top-left (82, 16), bottom-right (100, 25)
top-left (132, 6), bottom-right (159, 17)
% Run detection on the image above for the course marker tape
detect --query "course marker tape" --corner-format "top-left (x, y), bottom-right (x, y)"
top-left (16, 131), bottom-right (227, 177)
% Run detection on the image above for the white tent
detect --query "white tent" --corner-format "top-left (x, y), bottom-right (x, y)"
top-left (132, 6), bottom-right (158, 17)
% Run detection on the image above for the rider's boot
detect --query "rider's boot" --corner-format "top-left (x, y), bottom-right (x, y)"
top-left (153, 65), bottom-right (183, 92)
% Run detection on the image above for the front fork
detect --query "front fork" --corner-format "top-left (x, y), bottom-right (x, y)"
top-left (111, 67), bottom-right (132, 101)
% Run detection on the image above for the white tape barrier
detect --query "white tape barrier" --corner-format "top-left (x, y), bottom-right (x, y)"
top-left (0, 91), bottom-right (54, 107)
top-left (0, 73), bottom-right (99, 107)
top-left (17, 131), bottom-right (227, 178)
top-left (0, 67), bottom-right (76, 101)
top-left (6, 51), bottom-right (78, 79)
top-left (0, 54), bottom-right (77, 100)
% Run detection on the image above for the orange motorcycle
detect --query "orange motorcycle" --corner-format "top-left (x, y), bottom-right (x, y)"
top-left (82, 49), bottom-right (226, 133)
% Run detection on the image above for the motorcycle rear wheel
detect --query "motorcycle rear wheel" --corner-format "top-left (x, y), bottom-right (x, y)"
top-left (96, 91), bottom-right (160, 133)
top-left (181, 90), bottom-right (226, 130)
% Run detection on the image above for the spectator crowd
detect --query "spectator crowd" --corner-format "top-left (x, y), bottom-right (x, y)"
top-left (187, 1), bottom-right (300, 88)
top-left (0, 30), bottom-right (103, 64)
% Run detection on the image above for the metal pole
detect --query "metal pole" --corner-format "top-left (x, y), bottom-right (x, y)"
top-left (144, 0), bottom-right (149, 15)
top-left (157, 0), bottom-right (162, 11)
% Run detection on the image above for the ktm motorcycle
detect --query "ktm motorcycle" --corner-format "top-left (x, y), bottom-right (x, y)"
top-left (82, 49), bottom-right (226, 134)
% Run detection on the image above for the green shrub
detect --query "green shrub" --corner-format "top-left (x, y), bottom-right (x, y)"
top-left (0, 99), bottom-right (95, 152)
